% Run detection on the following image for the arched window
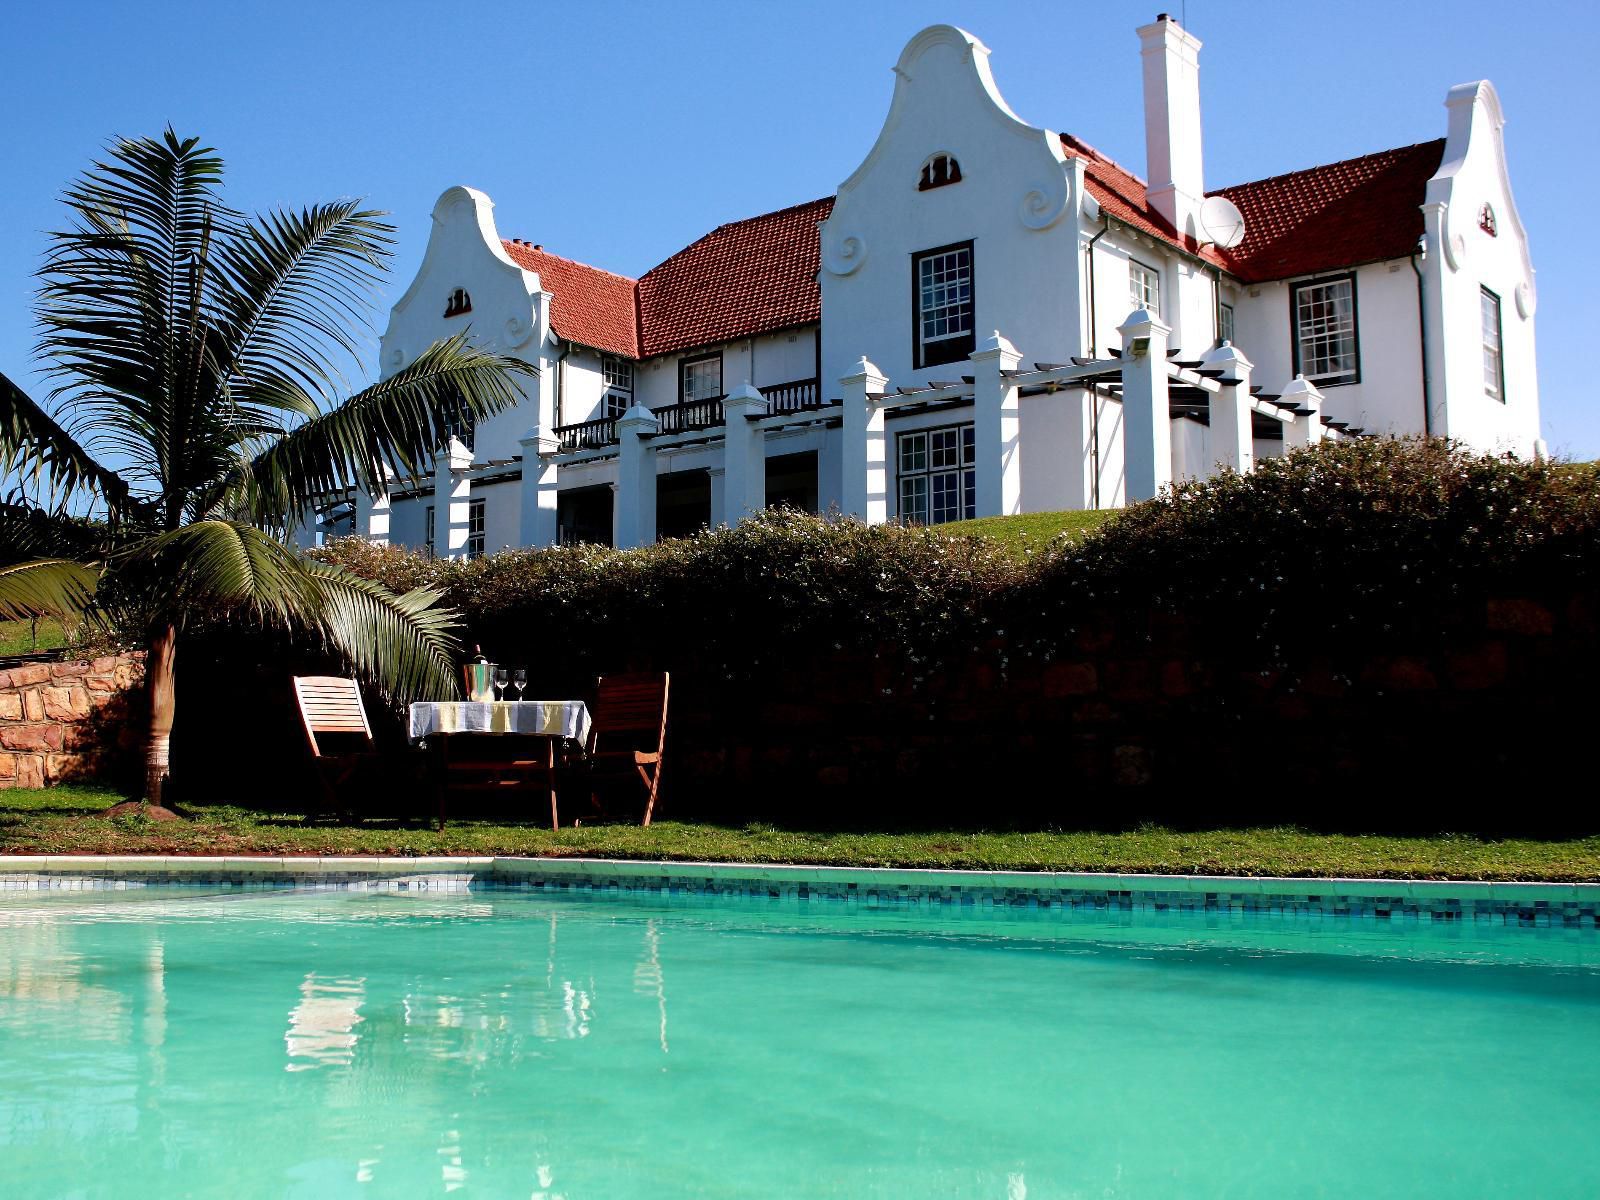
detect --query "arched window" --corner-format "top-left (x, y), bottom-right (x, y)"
top-left (444, 287), bottom-right (472, 318)
top-left (918, 153), bottom-right (962, 192)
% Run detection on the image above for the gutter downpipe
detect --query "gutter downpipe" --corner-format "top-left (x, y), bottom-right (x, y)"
top-left (1085, 215), bottom-right (1111, 508)
top-left (1410, 239), bottom-right (1434, 438)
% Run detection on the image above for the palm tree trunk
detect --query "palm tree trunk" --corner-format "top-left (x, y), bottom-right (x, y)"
top-left (144, 624), bottom-right (177, 805)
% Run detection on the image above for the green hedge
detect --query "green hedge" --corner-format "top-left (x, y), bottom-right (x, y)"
top-left (313, 438), bottom-right (1600, 679)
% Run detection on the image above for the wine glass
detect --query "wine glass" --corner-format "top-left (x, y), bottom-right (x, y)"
top-left (513, 668), bottom-right (527, 700)
top-left (493, 667), bottom-right (508, 701)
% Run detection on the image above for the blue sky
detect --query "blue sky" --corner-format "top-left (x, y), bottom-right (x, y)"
top-left (3, 0), bottom-right (1594, 455)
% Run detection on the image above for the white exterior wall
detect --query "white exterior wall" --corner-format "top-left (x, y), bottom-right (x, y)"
top-left (634, 327), bottom-right (819, 411)
top-left (1422, 82), bottom-right (1539, 456)
top-left (819, 26), bottom-right (1082, 393)
top-left (1232, 261), bottom-right (1427, 436)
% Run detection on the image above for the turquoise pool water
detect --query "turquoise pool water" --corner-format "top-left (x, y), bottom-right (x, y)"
top-left (2, 888), bottom-right (1598, 1198)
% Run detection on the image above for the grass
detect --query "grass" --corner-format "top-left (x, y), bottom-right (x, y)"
top-left (944, 509), bottom-right (1118, 559)
top-left (2, 786), bottom-right (1598, 881)
top-left (0, 616), bottom-right (70, 657)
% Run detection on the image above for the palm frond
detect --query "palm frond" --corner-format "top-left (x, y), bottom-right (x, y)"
top-left (239, 335), bottom-right (534, 529)
top-left (0, 369), bottom-right (136, 516)
top-left (302, 560), bottom-right (460, 703)
top-left (213, 201), bottom-right (394, 417)
top-left (117, 519), bottom-right (320, 626)
top-left (0, 558), bottom-right (99, 621)
top-left (35, 129), bottom-right (232, 500)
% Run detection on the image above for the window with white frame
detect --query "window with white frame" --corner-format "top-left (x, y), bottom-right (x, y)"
top-left (1291, 274), bottom-right (1359, 386)
top-left (1481, 287), bottom-right (1504, 402)
top-left (680, 353), bottom-right (722, 404)
top-left (1129, 259), bottom-right (1162, 317)
top-left (602, 356), bottom-right (633, 419)
top-left (913, 242), bottom-right (974, 368)
top-left (897, 424), bottom-right (975, 526)
top-left (424, 504), bottom-right (435, 558)
top-left (1218, 302), bottom-right (1235, 346)
top-left (467, 497), bottom-right (486, 559)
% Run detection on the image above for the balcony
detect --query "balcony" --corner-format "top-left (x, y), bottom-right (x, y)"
top-left (552, 415), bottom-right (619, 452)
top-left (761, 377), bottom-right (822, 415)
top-left (654, 395), bottom-right (725, 436)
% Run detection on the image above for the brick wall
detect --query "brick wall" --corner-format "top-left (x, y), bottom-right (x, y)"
top-left (0, 654), bottom-right (144, 789)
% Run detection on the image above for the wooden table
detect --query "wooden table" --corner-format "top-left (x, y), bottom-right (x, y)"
top-left (409, 701), bottom-right (592, 831)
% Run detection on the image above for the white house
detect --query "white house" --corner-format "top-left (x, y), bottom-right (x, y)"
top-left (320, 14), bottom-right (1540, 556)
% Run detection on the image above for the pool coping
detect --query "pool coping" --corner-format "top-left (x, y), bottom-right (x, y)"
top-left (2, 853), bottom-right (1597, 911)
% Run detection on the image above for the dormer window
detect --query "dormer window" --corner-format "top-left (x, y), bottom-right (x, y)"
top-left (918, 153), bottom-right (962, 191)
top-left (444, 288), bottom-right (472, 318)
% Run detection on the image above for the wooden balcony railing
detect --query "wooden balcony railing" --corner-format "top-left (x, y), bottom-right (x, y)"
top-left (552, 416), bottom-right (619, 452)
top-left (761, 376), bottom-right (822, 415)
top-left (654, 395), bottom-right (725, 436)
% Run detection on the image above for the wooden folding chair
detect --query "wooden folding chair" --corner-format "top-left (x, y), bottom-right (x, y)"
top-left (292, 675), bottom-right (381, 815)
top-left (586, 671), bottom-right (670, 826)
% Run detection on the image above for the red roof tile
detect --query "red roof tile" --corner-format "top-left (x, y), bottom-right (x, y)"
top-left (636, 197), bottom-right (834, 358)
top-left (1215, 140), bottom-right (1445, 283)
top-left (501, 241), bottom-right (640, 359)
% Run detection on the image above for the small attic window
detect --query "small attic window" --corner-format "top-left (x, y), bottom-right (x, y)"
top-left (1479, 203), bottom-right (1498, 237)
top-left (444, 288), bottom-right (472, 318)
top-left (918, 153), bottom-right (962, 192)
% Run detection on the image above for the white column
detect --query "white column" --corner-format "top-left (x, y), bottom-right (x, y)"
top-left (970, 332), bottom-right (1024, 518)
top-left (518, 428), bottom-right (560, 548)
top-left (1117, 308), bottom-right (1173, 502)
top-left (1201, 340), bottom-right (1254, 474)
top-left (433, 437), bottom-right (473, 560)
top-left (840, 358), bottom-right (888, 524)
top-left (721, 383), bottom-right (769, 527)
top-left (354, 465), bottom-right (394, 544)
top-left (1280, 375), bottom-right (1326, 450)
top-left (613, 403), bottom-right (660, 549)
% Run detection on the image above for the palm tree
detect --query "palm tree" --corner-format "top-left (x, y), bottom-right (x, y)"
top-left (0, 130), bottom-right (532, 810)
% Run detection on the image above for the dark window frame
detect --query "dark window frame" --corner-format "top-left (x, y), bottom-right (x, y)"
top-left (911, 240), bottom-right (976, 370)
top-left (896, 422), bottom-right (976, 526)
top-left (918, 153), bottom-right (963, 191)
top-left (1289, 272), bottom-right (1361, 388)
top-left (677, 351), bottom-right (723, 404)
top-left (466, 497), bottom-right (486, 559)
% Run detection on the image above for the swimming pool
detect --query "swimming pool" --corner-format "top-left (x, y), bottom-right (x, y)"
top-left (3, 885), bottom-right (1598, 1198)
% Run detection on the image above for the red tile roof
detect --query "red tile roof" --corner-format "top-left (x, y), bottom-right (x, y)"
top-left (1214, 140), bottom-right (1445, 282)
top-left (636, 197), bottom-right (834, 358)
top-left (502, 138), bottom-right (1443, 361)
top-left (501, 241), bottom-right (640, 359)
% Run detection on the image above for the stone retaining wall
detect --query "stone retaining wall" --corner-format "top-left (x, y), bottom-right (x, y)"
top-left (0, 654), bottom-right (144, 788)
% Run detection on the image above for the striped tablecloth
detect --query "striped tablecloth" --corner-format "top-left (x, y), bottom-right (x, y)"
top-left (408, 700), bottom-right (591, 746)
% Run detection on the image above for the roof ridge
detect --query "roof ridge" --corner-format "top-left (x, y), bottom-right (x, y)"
top-left (501, 240), bottom-right (639, 285)
top-left (1213, 138), bottom-right (1446, 197)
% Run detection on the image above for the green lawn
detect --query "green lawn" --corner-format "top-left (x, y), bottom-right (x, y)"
top-left (0, 616), bottom-right (70, 657)
top-left (944, 509), bottom-right (1118, 559)
top-left (2, 786), bottom-right (1597, 881)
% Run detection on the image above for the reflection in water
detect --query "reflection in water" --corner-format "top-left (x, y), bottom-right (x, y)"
top-left (0, 914), bottom-right (128, 1043)
top-left (284, 973), bottom-right (366, 1071)
top-left (438, 1127), bottom-right (466, 1193)
top-left (634, 919), bottom-right (670, 1054)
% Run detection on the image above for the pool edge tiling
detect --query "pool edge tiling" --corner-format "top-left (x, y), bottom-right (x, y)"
top-left (1, 855), bottom-right (1597, 926)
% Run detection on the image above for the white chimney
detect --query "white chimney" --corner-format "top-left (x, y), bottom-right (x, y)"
top-left (1137, 13), bottom-right (1205, 240)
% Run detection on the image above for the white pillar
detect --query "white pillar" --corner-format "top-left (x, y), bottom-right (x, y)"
top-left (1201, 340), bottom-right (1254, 474)
top-left (614, 403), bottom-right (660, 549)
top-left (354, 465), bottom-right (394, 544)
top-left (518, 428), bottom-right (560, 548)
top-left (1118, 308), bottom-right (1173, 502)
top-left (840, 358), bottom-right (888, 524)
top-left (1280, 375), bottom-right (1326, 450)
top-left (970, 332), bottom-right (1024, 518)
top-left (433, 437), bottom-right (473, 560)
top-left (721, 383), bottom-right (769, 527)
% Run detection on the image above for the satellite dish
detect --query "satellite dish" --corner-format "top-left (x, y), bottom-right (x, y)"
top-left (1200, 194), bottom-right (1247, 250)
